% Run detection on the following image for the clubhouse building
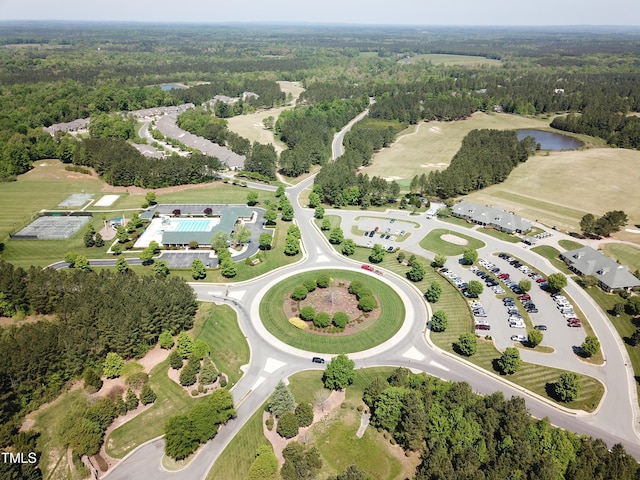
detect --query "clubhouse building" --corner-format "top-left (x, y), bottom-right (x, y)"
top-left (560, 246), bottom-right (640, 292)
top-left (451, 201), bottom-right (532, 234)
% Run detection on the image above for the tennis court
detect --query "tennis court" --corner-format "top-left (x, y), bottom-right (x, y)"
top-left (13, 214), bottom-right (92, 240)
top-left (58, 193), bottom-right (94, 208)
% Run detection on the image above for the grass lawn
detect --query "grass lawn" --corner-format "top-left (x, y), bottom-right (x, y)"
top-left (465, 147), bottom-right (640, 236)
top-left (583, 287), bottom-right (640, 404)
top-left (33, 388), bottom-right (88, 480)
top-left (419, 228), bottom-right (486, 256)
top-left (106, 303), bottom-right (247, 458)
top-left (226, 107), bottom-right (289, 153)
top-left (558, 239), bottom-right (585, 251)
top-left (191, 303), bottom-right (250, 388)
top-left (468, 339), bottom-right (604, 412)
top-left (206, 404), bottom-right (269, 480)
top-left (602, 243), bottom-right (640, 272)
top-left (477, 227), bottom-right (522, 243)
top-left (260, 269), bottom-right (405, 353)
top-left (360, 112), bottom-right (550, 184)
top-left (401, 53), bottom-right (503, 67)
top-left (437, 215), bottom-right (475, 228)
top-left (530, 245), bottom-right (573, 275)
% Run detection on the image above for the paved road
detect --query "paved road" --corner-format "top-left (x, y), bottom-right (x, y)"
top-left (105, 116), bottom-right (640, 480)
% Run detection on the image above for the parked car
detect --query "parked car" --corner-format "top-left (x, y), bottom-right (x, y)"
top-left (385, 227), bottom-right (391, 233)
top-left (390, 218), bottom-right (396, 224)
top-left (511, 335), bottom-right (527, 342)
top-left (498, 273), bottom-right (510, 279)
top-left (534, 325), bottom-right (548, 331)
top-left (518, 294), bottom-right (531, 301)
top-left (387, 246), bottom-right (394, 252)
top-left (369, 230), bottom-right (375, 237)
top-left (312, 357), bottom-right (325, 364)
top-left (567, 321), bottom-right (582, 328)
top-left (527, 308), bottom-right (539, 314)
top-left (536, 278), bottom-right (547, 283)
top-left (374, 226), bottom-right (379, 232)
top-left (475, 323), bottom-right (491, 330)
top-left (399, 230), bottom-right (405, 235)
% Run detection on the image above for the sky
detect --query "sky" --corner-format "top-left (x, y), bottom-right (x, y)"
top-left (0, 0), bottom-right (639, 26)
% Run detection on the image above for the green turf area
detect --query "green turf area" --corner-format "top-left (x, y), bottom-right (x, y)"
top-left (530, 245), bottom-right (573, 275)
top-left (469, 339), bottom-right (604, 412)
top-left (106, 303), bottom-right (247, 458)
top-left (583, 287), bottom-right (640, 405)
top-left (437, 215), bottom-right (475, 228)
top-left (401, 53), bottom-right (503, 67)
top-left (206, 404), bottom-right (270, 480)
top-left (602, 243), bottom-right (640, 273)
top-left (33, 389), bottom-right (88, 480)
top-left (477, 227), bottom-right (522, 243)
top-left (259, 269), bottom-right (405, 353)
top-left (558, 239), bottom-right (585, 251)
top-left (419, 228), bottom-right (486, 256)
top-left (191, 303), bottom-right (250, 387)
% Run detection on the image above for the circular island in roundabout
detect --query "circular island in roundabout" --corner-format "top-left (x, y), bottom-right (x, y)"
top-left (259, 269), bottom-right (406, 354)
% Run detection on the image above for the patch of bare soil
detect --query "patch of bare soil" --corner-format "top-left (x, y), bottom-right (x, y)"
top-left (99, 181), bottom-right (219, 196)
top-left (263, 389), bottom-right (346, 466)
top-left (0, 313), bottom-right (55, 328)
top-left (283, 284), bottom-right (380, 336)
top-left (441, 233), bottom-right (468, 245)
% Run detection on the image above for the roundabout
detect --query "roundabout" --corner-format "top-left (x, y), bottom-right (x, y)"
top-left (259, 269), bottom-right (406, 353)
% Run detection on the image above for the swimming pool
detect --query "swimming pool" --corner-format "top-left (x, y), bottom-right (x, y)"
top-left (173, 219), bottom-right (215, 232)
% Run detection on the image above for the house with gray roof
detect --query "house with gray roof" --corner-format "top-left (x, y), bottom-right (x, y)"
top-left (451, 201), bottom-right (532, 234)
top-left (560, 246), bottom-right (640, 292)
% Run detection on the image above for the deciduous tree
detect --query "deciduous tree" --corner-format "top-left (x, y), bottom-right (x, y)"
top-left (323, 354), bottom-right (355, 390)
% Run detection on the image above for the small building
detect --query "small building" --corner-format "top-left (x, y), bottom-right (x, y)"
top-left (560, 246), bottom-right (640, 292)
top-left (523, 236), bottom-right (538, 246)
top-left (451, 201), bottom-right (532, 234)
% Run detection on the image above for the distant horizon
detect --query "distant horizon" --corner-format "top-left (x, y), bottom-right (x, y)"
top-left (0, 0), bottom-right (638, 27)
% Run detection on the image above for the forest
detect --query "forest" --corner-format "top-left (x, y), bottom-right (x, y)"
top-left (364, 368), bottom-right (640, 480)
top-left (0, 260), bottom-right (197, 431)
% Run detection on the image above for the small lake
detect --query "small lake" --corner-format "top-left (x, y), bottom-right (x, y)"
top-left (160, 84), bottom-right (186, 91)
top-left (516, 129), bottom-right (583, 151)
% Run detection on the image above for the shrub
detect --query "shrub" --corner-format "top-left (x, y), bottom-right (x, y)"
top-left (199, 358), bottom-right (219, 385)
top-left (291, 286), bottom-right (308, 301)
top-left (313, 312), bottom-right (331, 328)
top-left (276, 412), bottom-right (299, 439)
top-left (295, 403), bottom-right (314, 428)
top-left (316, 273), bottom-right (330, 288)
top-left (158, 330), bottom-right (174, 349)
top-left (125, 389), bottom-right (139, 411)
top-left (358, 295), bottom-right (377, 312)
top-left (554, 372), bottom-right (582, 402)
top-left (140, 384), bottom-right (157, 405)
top-left (348, 281), bottom-right (371, 299)
top-left (303, 279), bottom-right (316, 292)
top-left (265, 415), bottom-right (274, 431)
top-left (333, 311), bottom-right (349, 329)
top-left (288, 317), bottom-right (309, 329)
top-left (455, 333), bottom-right (478, 356)
top-left (103, 352), bottom-right (125, 378)
top-left (299, 306), bottom-right (316, 321)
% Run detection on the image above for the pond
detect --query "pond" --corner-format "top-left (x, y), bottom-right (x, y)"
top-left (160, 84), bottom-right (186, 91)
top-left (516, 129), bottom-right (583, 151)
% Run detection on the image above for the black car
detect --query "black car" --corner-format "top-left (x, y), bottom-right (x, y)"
top-left (369, 230), bottom-right (375, 237)
top-left (534, 325), bottom-right (548, 331)
top-left (312, 357), bottom-right (325, 364)
top-left (527, 308), bottom-right (539, 314)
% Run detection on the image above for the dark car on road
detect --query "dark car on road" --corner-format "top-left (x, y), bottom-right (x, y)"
top-left (312, 357), bottom-right (325, 364)
top-left (534, 325), bottom-right (547, 331)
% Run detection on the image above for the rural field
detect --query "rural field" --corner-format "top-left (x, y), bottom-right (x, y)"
top-left (226, 81), bottom-right (304, 153)
top-left (399, 53), bottom-right (504, 67)
top-left (361, 112), bottom-right (556, 187)
top-left (464, 147), bottom-right (640, 237)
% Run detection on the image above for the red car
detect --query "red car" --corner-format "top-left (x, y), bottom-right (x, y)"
top-left (374, 227), bottom-right (379, 232)
top-left (518, 294), bottom-right (531, 301)
top-left (475, 323), bottom-right (491, 330)
top-left (536, 278), bottom-right (547, 283)
top-left (361, 264), bottom-right (374, 271)
top-left (498, 273), bottom-right (510, 279)
top-left (568, 320), bottom-right (582, 327)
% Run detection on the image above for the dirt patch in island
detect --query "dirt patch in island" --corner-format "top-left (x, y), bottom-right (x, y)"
top-left (440, 233), bottom-right (469, 246)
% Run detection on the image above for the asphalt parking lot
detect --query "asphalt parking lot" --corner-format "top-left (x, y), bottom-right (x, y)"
top-left (158, 252), bottom-right (216, 268)
top-left (444, 253), bottom-right (587, 358)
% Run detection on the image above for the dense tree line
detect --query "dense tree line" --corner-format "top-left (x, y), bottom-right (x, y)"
top-left (277, 97), bottom-right (368, 177)
top-left (0, 261), bottom-right (197, 427)
top-left (73, 137), bottom-right (223, 187)
top-left (171, 79), bottom-right (285, 110)
top-left (363, 367), bottom-right (640, 479)
top-left (414, 129), bottom-right (535, 198)
top-left (552, 109), bottom-right (640, 150)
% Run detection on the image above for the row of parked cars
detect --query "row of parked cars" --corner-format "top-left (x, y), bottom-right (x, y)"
top-left (553, 293), bottom-right (582, 327)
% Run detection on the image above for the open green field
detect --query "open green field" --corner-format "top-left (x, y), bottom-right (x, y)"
top-left (531, 245), bottom-right (573, 274)
top-left (465, 147), bottom-right (640, 238)
top-left (259, 269), bottom-right (405, 353)
top-left (584, 287), bottom-right (640, 404)
top-left (602, 243), bottom-right (640, 272)
top-left (558, 239), bottom-right (585, 251)
top-left (106, 303), bottom-right (248, 458)
top-left (401, 53), bottom-right (503, 67)
top-left (360, 112), bottom-right (551, 187)
top-left (0, 160), bottom-right (278, 268)
top-left (419, 228), bottom-right (486, 256)
top-left (225, 81), bottom-right (305, 152)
